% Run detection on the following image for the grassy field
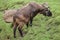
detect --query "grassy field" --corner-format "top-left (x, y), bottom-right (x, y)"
top-left (0, 0), bottom-right (60, 40)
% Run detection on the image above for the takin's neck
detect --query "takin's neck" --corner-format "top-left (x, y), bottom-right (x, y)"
top-left (31, 9), bottom-right (40, 18)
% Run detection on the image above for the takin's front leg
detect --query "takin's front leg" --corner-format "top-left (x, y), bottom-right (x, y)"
top-left (26, 19), bottom-right (33, 28)
top-left (29, 18), bottom-right (33, 26)
top-left (26, 22), bottom-right (29, 28)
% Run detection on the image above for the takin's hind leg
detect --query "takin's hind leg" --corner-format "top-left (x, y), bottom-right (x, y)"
top-left (18, 23), bottom-right (24, 37)
top-left (13, 23), bottom-right (18, 38)
top-left (18, 27), bottom-right (23, 37)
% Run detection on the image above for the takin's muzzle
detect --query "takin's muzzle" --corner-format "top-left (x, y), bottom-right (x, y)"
top-left (46, 10), bottom-right (52, 16)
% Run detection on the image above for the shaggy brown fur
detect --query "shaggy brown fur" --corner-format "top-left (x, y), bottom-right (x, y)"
top-left (12, 2), bottom-right (52, 38)
top-left (3, 9), bottom-right (17, 23)
top-left (3, 9), bottom-right (33, 27)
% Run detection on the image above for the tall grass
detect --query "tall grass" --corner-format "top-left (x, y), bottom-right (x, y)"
top-left (0, 0), bottom-right (60, 40)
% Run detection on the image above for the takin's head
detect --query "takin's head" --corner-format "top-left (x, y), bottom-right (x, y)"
top-left (40, 2), bottom-right (52, 17)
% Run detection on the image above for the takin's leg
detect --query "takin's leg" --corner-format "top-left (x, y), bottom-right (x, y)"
top-left (26, 22), bottom-right (29, 28)
top-left (18, 23), bottom-right (24, 37)
top-left (29, 18), bottom-right (33, 26)
top-left (13, 23), bottom-right (18, 38)
top-left (26, 18), bottom-right (33, 27)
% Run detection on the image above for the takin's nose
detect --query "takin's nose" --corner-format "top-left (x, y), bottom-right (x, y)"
top-left (48, 10), bottom-right (52, 16)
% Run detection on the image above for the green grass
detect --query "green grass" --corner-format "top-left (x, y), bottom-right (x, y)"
top-left (0, 0), bottom-right (60, 40)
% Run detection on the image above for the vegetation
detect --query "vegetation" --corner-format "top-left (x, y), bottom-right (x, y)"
top-left (0, 0), bottom-right (60, 40)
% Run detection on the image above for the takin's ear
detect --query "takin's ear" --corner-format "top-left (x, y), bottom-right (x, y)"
top-left (42, 2), bottom-right (49, 8)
